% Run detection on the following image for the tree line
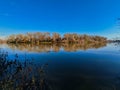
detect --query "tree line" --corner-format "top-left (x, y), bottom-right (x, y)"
top-left (0, 39), bottom-right (6, 43)
top-left (6, 32), bottom-right (107, 44)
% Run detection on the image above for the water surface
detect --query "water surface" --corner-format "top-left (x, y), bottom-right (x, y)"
top-left (0, 43), bottom-right (120, 90)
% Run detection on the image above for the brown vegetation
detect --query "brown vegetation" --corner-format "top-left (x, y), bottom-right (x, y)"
top-left (6, 32), bottom-right (107, 44)
top-left (0, 39), bottom-right (6, 43)
top-left (0, 51), bottom-right (50, 90)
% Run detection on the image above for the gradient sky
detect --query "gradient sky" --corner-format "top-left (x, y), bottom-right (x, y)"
top-left (0, 0), bottom-right (120, 39)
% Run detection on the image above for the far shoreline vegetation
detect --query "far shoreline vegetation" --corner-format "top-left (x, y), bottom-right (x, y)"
top-left (0, 32), bottom-right (107, 44)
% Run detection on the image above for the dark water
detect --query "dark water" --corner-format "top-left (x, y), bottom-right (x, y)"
top-left (0, 43), bottom-right (120, 90)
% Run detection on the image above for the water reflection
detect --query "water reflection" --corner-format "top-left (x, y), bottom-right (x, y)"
top-left (6, 43), bottom-right (106, 52)
top-left (1, 43), bottom-right (120, 90)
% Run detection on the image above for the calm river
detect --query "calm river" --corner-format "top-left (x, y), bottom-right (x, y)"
top-left (0, 43), bottom-right (120, 90)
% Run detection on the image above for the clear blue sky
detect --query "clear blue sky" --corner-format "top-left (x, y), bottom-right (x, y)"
top-left (0, 0), bottom-right (120, 38)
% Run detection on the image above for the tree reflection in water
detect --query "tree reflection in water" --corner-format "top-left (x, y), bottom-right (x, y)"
top-left (6, 43), bottom-right (107, 53)
top-left (0, 43), bottom-right (107, 90)
top-left (0, 50), bottom-right (51, 90)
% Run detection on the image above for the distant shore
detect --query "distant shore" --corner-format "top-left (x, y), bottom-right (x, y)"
top-left (0, 32), bottom-right (107, 44)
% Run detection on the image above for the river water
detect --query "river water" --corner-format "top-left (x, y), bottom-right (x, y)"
top-left (0, 43), bottom-right (120, 90)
